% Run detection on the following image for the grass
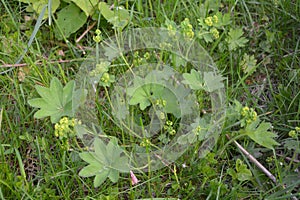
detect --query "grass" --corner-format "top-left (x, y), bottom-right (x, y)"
top-left (0, 0), bottom-right (300, 199)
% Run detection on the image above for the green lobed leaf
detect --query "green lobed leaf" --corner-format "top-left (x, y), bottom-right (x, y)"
top-left (236, 159), bottom-right (252, 182)
top-left (62, 80), bottom-right (75, 105)
top-left (182, 69), bottom-right (204, 90)
top-left (226, 28), bottom-right (249, 51)
top-left (108, 169), bottom-right (119, 183)
top-left (94, 138), bottom-right (108, 164)
top-left (55, 3), bottom-right (88, 40)
top-left (19, 0), bottom-right (60, 19)
top-left (28, 98), bottom-right (52, 109)
top-left (244, 120), bottom-right (280, 150)
top-left (50, 77), bottom-right (63, 108)
top-left (71, 0), bottom-right (98, 16)
top-left (78, 164), bottom-right (103, 177)
top-left (33, 108), bottom-right (60, 119)
top-left (94, 169), bottom-right (110, 187)
top-left (203, 71), bottom-right (225, 92)
top-left (98, 2), bottom-right (129, 29)
top-left (79, 152), bottom-right (98, 164)
top-left (35, 85), bottom-right (57, 106)
top-left (111, 156), bottom-right (130, 173)
top-left (106, 139), bottom-right (123, 160)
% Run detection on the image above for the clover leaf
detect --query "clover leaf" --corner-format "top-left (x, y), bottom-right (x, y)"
top-left (79, 138), bottom-right (130, 187)
top-left (28, 77), bottom-right (75, 123)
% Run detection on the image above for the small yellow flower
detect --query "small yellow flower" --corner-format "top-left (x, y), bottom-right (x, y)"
top-left (288, 130), bottom-right (297, 138)
top-left (210, 28), bottom-right (219, 39)
top-left (205, 16), bottom-right (213, 26)
top-left (213, 15), bottom-right (218, 24)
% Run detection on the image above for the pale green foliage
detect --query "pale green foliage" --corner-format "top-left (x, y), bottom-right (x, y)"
top-left (19, 0), bottom-right (60, 19)
top-left (182, 69), bottom-right (225, 92)
top-left (54, 3), bottom-right (88, 40)
top-left (79, 138), bottom-right (130, 187)
top-left (28, 77), bottom-right (75, 123)
top-left (243, 120), bottom-right (280, 150)
top-left (227, 159), bottom-right (252, 182)
top-left (240, 53), bottom-right (257, 75)
top-left (72, 0), bottom-right (98, 16)
top-left (226, 28), bottom-right (249, 51)
top-left (98, 2), bottom-right (130, 29)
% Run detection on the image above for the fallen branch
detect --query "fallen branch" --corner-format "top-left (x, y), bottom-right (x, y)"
top-left (226, 134), bottom-right (277, 183)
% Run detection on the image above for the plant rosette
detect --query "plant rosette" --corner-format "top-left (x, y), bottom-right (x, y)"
top-left (74, 28), bottom-right (226, 174)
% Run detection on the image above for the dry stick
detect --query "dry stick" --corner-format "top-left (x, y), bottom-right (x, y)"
top-left (226, 134), bottom-right (299, 200)
top-left (76, 21), bottom-right (96, 43)
top-left (225, 134), bottom-right (277, 183)
top-left (0, 59), bottom-right (77, 68)
top-left (276, 153), bottom-right (300, 163)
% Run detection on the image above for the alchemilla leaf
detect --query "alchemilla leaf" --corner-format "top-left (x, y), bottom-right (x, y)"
top-left (28, 77), bottom-right (75, 123)
top-left (203, 72), bottom-right (225, 92)
top-left (226, 28), bottom-right (248, 51)
top-left (244, 120), bottom-right (280, 150)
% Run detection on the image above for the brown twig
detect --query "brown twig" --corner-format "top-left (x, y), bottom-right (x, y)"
top-left (0, 59), bottom-right (79, 68)
top-left (76, 21), bottom-right (97, 43)
top-left (226, 134), bottom-right (277, 183)
top-left (276, 153), bottom-right (300, 163)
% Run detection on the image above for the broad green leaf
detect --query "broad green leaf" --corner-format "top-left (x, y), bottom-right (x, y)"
top-left (94, 138), bottom-right (108, 164)
top-left (106, 139), bottom-right (123, 160)
top-left (35, 85), bottom-right (57, 106)
top-left (182, 69), bottom-right (204, 90)
top-left (78, 164), bottom-right (103, 177)
top-left (71, 0), bottom-right (98, 16)
top-left (240, 54), bottom-right (257, 75)
top-left (72, 88), bottom-right (87, 113)
top-left (50, 77), bottom-right (63, 107)
top-left (50, 112), bottom-right (65, 123)
top-left (236, 159), bottom-right (252, 182)
top-left (28, 78), bottom-right (75, 123)
top-left (55, 3), bottom-right (88, 40)
top-left (79, 152), bottom-right (98, 164)
top-left (108, 169), bottom-right (119, 183)
top-left (34, 108), bottom-right (60, 119)
top-left (244, 120), bottom-right (279, 150)
top-left (111, 156), bottom-right (130, 173)
top-left (98, 2), bottom-right (129, 29)
top-left (63, 80), bottom-right (75, 105)
top-left (19, 0), bottom-right (60, 19)
top-left (98, 2), bottom-right (114, 20)
top-left (203, 71), bottom-right (225, 92)
top-left (79, 138), bottom-right (130, 187)
top-left (94, 170), bottom-right (110, 187)
top-left (28, 98), bottom-right (52, 109)
top-left (160, 88), bottom-right (181, 117)
top-left (226, 28), bottom-right (248, 51)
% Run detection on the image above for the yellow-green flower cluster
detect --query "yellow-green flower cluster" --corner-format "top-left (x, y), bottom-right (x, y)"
top-left (210, 28), bottom-right (219, 39)
top-left (180, 18), bottom-right (194, 39)
top-left (288, 127), bottom-right (299, 139)
top-left (155, 99), bottom-right (167, 107)
top-left (241, 106), bottom-right (257, 125)
top-left (193, 125), bottom-right (202, 136)
top-left (93, 29), bottom-right (102, 43)
top-left (164, 120), bottom-right (176, 135)
top-left (140, 138), bottom-right (151, 147)
top-left (204, 15), bottom-right (218, 27)
top-left (54, 117), bottom-right (80, 138)
top-left (165, 20), bottom-right (177, 37)
top-left (100, 72), bottom-right (110, 83)
top-left (54, 117), bottom-right (81, 150)
top-left (89, 61), bottom-right (110, 77)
